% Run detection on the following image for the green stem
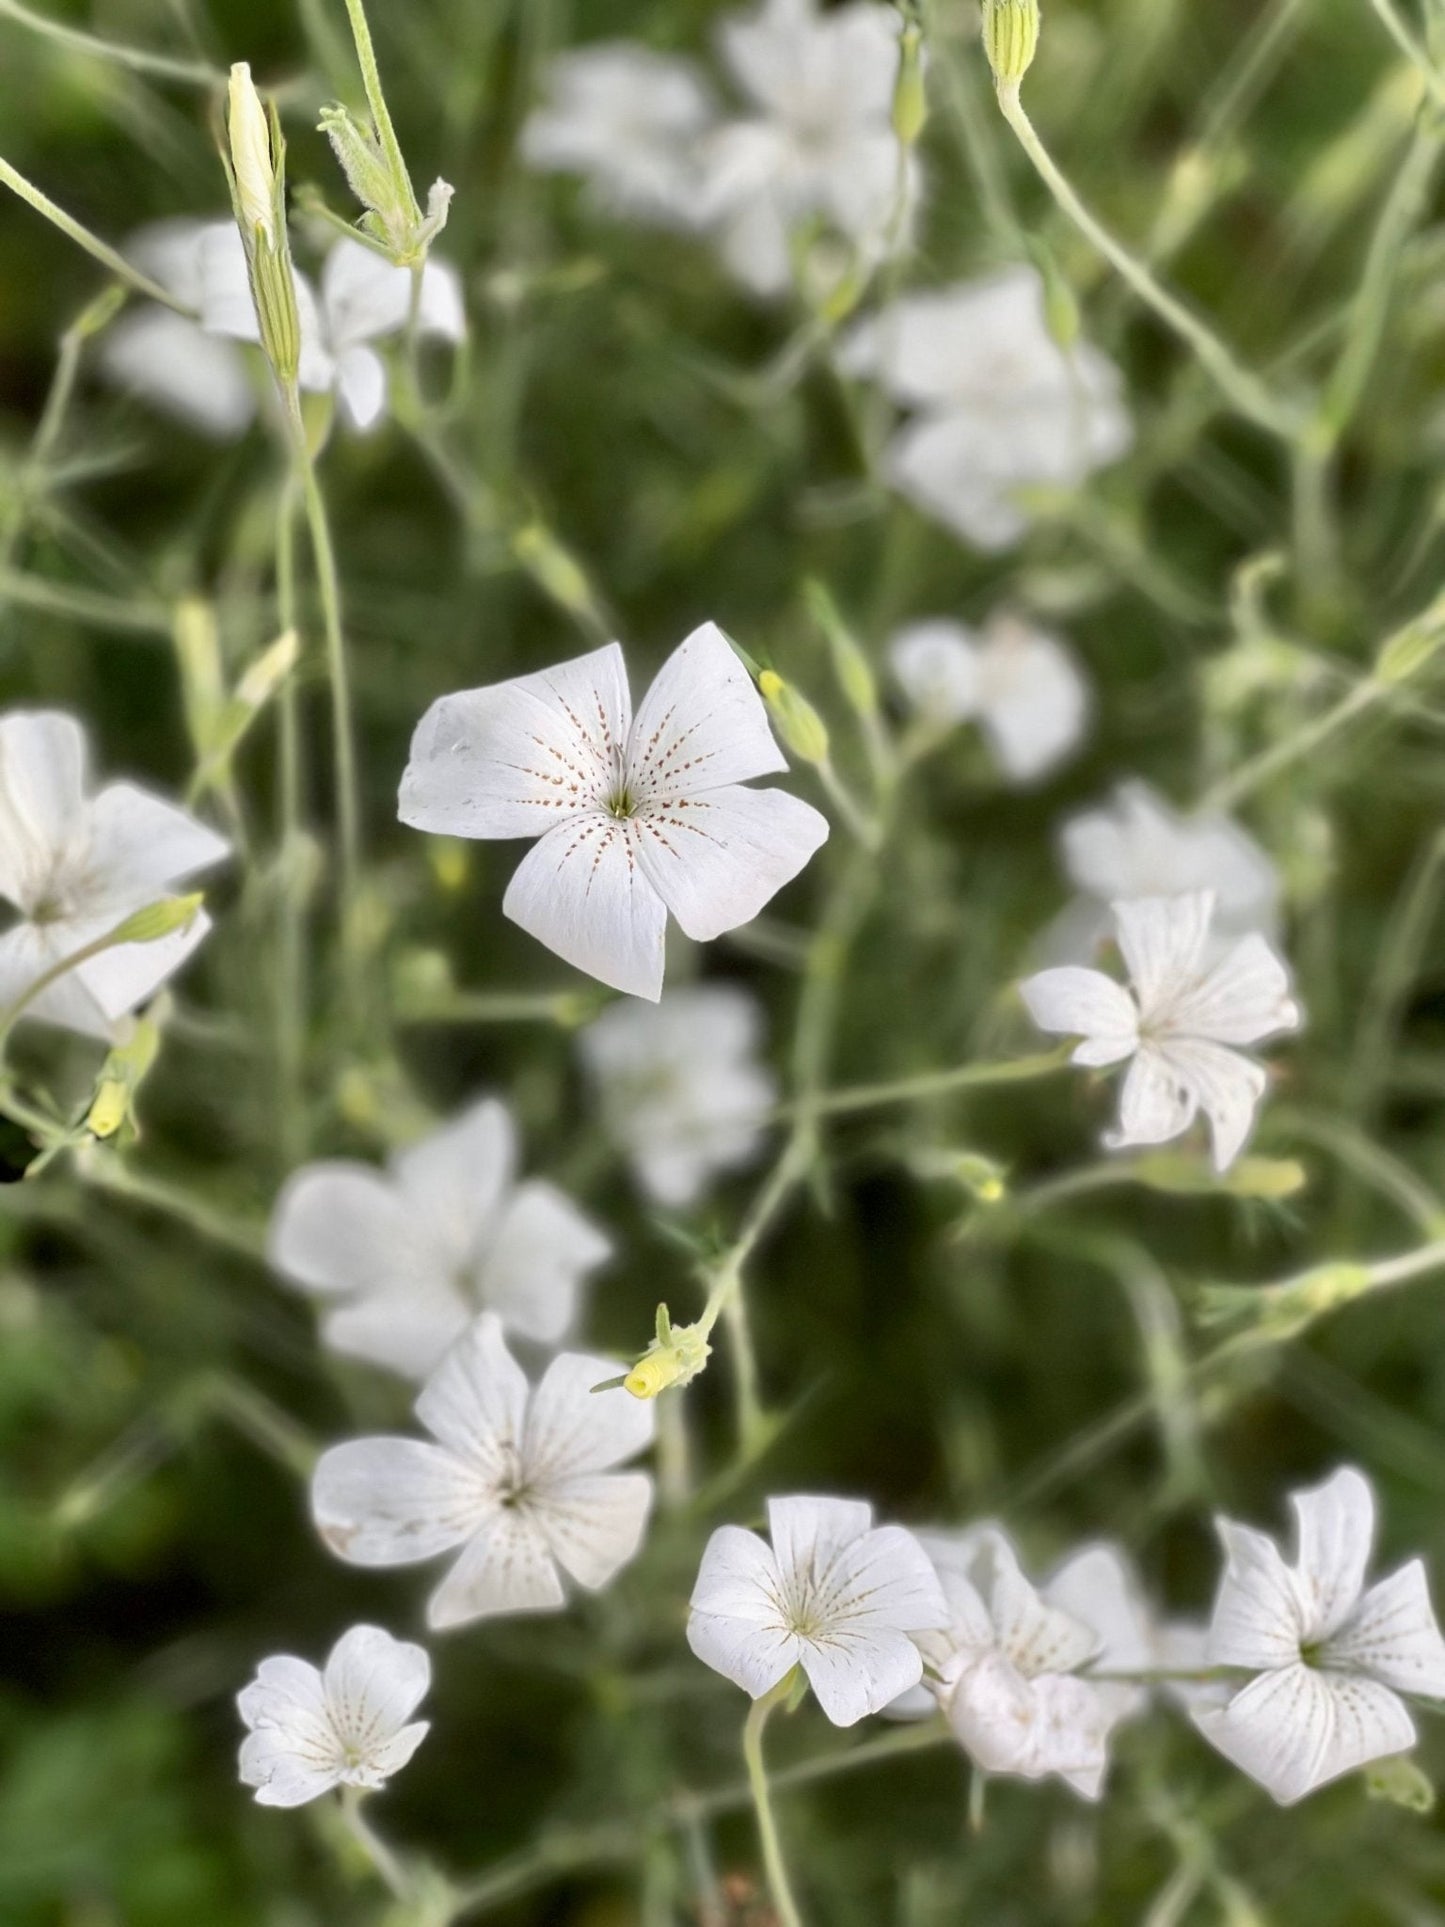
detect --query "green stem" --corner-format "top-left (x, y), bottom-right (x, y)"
top-left (0, 0), bottom-right (224, 86)
top-left (340, 1786), bottom-right (411, 1902)
top-left (0, 912), bottom-right (190, 1056)
top-left (742, 1682), bottom-right (806, 1927)
top-left (273, 479), bottom-right (306, 1165)
top-left (796, 1045), bottom-right (1071, 1119)
top-left (1367, 0), bottom-right (1445, 107)
top-left (993, 83), bottom-right (1300, 442)
top-left (0, 157), bottom-right (196, 313)
top-left (341, 0), bottom-right (418, 219)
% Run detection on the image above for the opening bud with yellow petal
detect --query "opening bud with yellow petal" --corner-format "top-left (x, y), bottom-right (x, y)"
top-left (86, 1016), bottom-right (162, 1143)
top-left (982, 0), bottom-right (1041, 89)
top-left (758, 670), bottom-right (830, 768)
top-left (596, 1306), bottom-right (713, 1401)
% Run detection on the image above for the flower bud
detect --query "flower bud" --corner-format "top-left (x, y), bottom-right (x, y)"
top-left (228, 64), bottom-right (277, 246)
top-left (758, 670), bottom-right (830, 767)
top-left (612, 1306), bottom-right (713, 1401)
top-left (892, 24), bottom-right (929, 148)
top-left (108, 893), bottom-right (205, 947)
top-left (982, 0), bottom-right (1040, 89)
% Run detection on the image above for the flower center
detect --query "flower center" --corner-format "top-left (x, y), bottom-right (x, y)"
top-left (605, 785), bottom-right (637, 821)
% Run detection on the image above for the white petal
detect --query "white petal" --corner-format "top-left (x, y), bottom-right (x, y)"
top-left (768, 1495), bottom-right (874, 1585)
top-left (503, 816), bottom-right (669, 1000)
top-left (268, 1162), bottom-right (420, 1298)
top-left (239, 1729), bottom-right (341, 1806)
top-left (888, 622), bottom-right (981, 727)
top-left (800, 1625), bottom-right (926, 1728)
top-left (1149, 1037), bottom-right (1266, 1172)
top-left (1113, 893), bottom-right (1215, 1018)
top-left (312, 1437), bottom-right (487, 1565)
top-left (355, 1721), bottom-right (430, 1785)
top-left (691, 1523), bottom-right (787, 1621)
top-left (84, 781), bottom-right (229, 906)
top-left (1327, 1560), bottom-right (1445, 1698)
top-left (523, 1350), bottom-right (655, 1483)
top-left (973, 1530), bottom-right (1099, 1678)
top-left (98, 308), bottom-right (257, 439)
top-left (1018, 966), bottom-right (1138, 1063)
top-left (945, 1651), bottom-right (1042, 1774)
top-left (414, 1312), bottom-right (530, 1469)
top-left (635, 783), bottom-right (828, 944)
top-left (1109, 1042), bottom-right (1200, 1152)
top-left (883, 410), bottom-right (1031, 552)
top-left (1062, 783), bottom-right (1280, 934)
top-left (1291, 1467), bottom-right (1375, 1642)
top-left (125, 217), bottom-right (213, 308)
top-left (688, 1611), bottom-right (802, 1699)
top-left (323, 1625), bottom-right (431, 1751)
top-left (427, 1509), bottom-right (565, 1627)
top-left (319, 1286), bottom-right (470, 1381)
top-left (336, 345), bottom-right (388, 429)
top-left (1046, 1543), bottom-right (1154, 1677)
top-left (73, 910), bottom-right (214, 1025)
top-left (417, 258), bottom-right (467, 341)
top-left (0, 710), bottom-right (88, 907)
top-left (398, 642), bottom-right (631, 839)
top-left (237, 1653), bottom-right (328, 1734)
top-left (830, 1524), bottom-right (950, 1635)
top-left (1195, 1664), bottom-right (1415, 1805)
top-left (0, 921), bottom-right (111, 1037)
top-left (626, 623), bottom-right (788, 798)
top-left (530, 1469), bottom-right (653, 1590)
top-left (1207, 1518), bottom-right (1307, 1669)
top-left (976, 622), bottom-right (1088, 783)
top-left (392, 1097), bottom-right (516, 1253)
top-left (478, 1179), bottom-right (611, 1343)
top-left (1168, 932), bottom-right (1301, 1046)
top-left (321, 237), bottom-right (413, 348)
top-left (198, 222), bottom-right (262, 341)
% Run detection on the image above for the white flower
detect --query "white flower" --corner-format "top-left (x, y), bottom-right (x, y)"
top-left (902, 1528), bottom-right (1143, 1798)
top-left (889, 612), bottom-right (1089, 783)
top-left (522, 43), bottom-right (717, 226)
top-left (1052, 780), bottom-right (1280, 962)
top-left (238, 1624), bottom-right (430, 1807)
top-left (269, 1095), bottom-right (611, 1380)
top-left (1019, 891), bottom-right (1301, 1171)
top-left (312, 1313), bottom-right (655, 1629)
top-left (0, 710), bottom-right (228, 1040)
top-left (398, 623), bottom-right (829, 1001)
top-left (1195, 1467), bottom-right (1445, 1805)
top-left (701, 0), bottom-right (919, 298)
top-left (98, 220), bottom-right (259, 439)
top-left (579, 984), bottom-right (775, 1206)
top-left (200, 228), bottom-right (466, 430)
top-left (686, 1495), bottom-right (948, 1726)
top-left (839, 266), bottom-right (1132, 550)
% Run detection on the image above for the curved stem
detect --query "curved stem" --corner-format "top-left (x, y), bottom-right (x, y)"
top-left (0, 157), bottom-right (195, 314)
top-left (340, 1786), bottom-right (411, 1902)
top-left (742, 1683), bottom-right (806, 1927)
top-left (797, 1045), bottom-right (1071, 1119)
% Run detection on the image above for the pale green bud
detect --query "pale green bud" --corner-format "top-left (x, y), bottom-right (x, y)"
top-left (1366, 1755), bottom-right (1435, 1813)
top-left (1376, 620), bottom-right (1443, 686)
top-left (758, 670), bottom-right (830, 766)
top-left (224, 68), bottom-right (301, 385)
top-left (228, 64), bottom-right (276, 246)
top-left (806, 580), bottom-right (879, 723)
top-left (982, 0), bottom-right (1041, 88)
top-left (107, 893), bottom-right (205, 947)
top-left (892, 24), bottom-right (929, 148)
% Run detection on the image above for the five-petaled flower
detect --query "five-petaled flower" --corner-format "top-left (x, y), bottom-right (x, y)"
top-left (312, 1313), bottom-right (655, 1628)
top-left (237, 1624), bottom-right (430, 1807)
top-left (1019, 890), bottom-right (1301, 1171)
top-left (0, 709), bottom-right (228, 1039)
top-left (398, 623), bottom-right (829, 1000)
top-left (1195, 1467), bottom-right (1445, 1805)
top-left (578, 983), bottom-right (776, 1206)
top-left (686, 1494), bottom-right (948, 1726)
top-left (269, 1095), bottom-right (611, 1379)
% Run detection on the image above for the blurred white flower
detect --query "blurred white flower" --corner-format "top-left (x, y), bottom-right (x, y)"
top-left (312, 1313), bottom-right (654, 1629)
top-left (521, 43), bottom-right (717, 226)
top-left (238, 1624), bottom-right (430, 1807)
top-left (1020, 891), bottom-right (1301, 1171)
top-left (702, 0), bottom-right (918, 298)
top-left (200, 228), bottom-right (466, 430)
top-left (687, 1494), bottom-right (948, 1726)
top-left (1196, 1467), bottom-right (1445, 1805)
top-left (269, 1095), bottom-right (610, 1379)
top-left (1052, 780), bottom-right (1280, 962)
top-left (98, 220), bottom-right (259, 439)
top-left (889, 612), bottom-right (1089, 783)
top-left (0, 709), bottom-right (228, 1039)
top-left (901, 1527), bottom-right (1140, 1798)
top-left (398, 623), bottom-right (829, 1001)
top-left (840, 266), bottom-right (1132, 549)
top-left (578, 984), bottom-right (775, 1206)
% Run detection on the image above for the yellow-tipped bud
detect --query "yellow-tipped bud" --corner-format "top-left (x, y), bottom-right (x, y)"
top-left (86, 1017), bottom-right (162, 1142)
top-left (892, 25), bottom-right (929, 148)
top-left (982, 0), bottom-right (1040, 89)
top-left (228, 64), bottom-right (276, 246)
top-left (759, 671), bottom-right (830, 767)
top-left (619, 1306), bottom-right (713, 1401)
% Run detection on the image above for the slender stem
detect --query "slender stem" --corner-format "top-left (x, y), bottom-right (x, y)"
top-left (341, 0), bottom-right (417, 216)
top-left (742, 1684), bottom-right (806, 1927)
top-left (77, 1152), bottom-right (268, 1262)
top-left (0, 0), bottom-right (224, 84)
top-left (273, 479), bottom-right (306, 1164)
top-left (796, 1046), bottom-right (1071, 1120)
top-left (0, 157), bottom-right (196, 314)
top-left (339, 1787), bottom-right (411, 1903)
top-left (0, 566), bottom-right (170, 633)
top-left (1200, 676), bottom-right (1379, 812)
top-left (815, 759), bottom-right (881, 849)
top-left (1367, 0), bottom-right (1445, 107)
top-left (993, 84), bottom-right (1300, 441)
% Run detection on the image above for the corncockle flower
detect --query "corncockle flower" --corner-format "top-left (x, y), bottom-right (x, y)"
top-left (269, 1095), bottom-right (611, 1379)
top-left (200, 228), bottom-right (465, 430)
top-left (0, 710), bottom-right (228, 1039)
top-left (1019, 891), bottom-right (1301, 1171)
top-left (312, 1313), bottom-right (655, 1628)
top-left (397, 623), bottom-right (829, 1001)
top-left (578, 984), bottom-right (775, 1206)
top-left (888, 612), bottom-right (1088, 783)
top-left (98, 221), bottom-right (258, 439)
top-left (521, 44), bottom-right (718, 226)
top-left (701, 0), bottom-right (919, 299)
top-left (238, 1624), bottom-right (429, 1807)
top-left (839, 266), bottom-right (1132, 549)
top-left (1196, 1467), bottom-right (1445, 1804)
top-left (686, 1495), bottom-right (949, 1726)
top-left (900, 1528), bottom-right (1143, 1797)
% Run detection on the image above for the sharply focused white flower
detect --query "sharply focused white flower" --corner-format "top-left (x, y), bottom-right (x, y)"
top-left (269, 1096), bottom-right (611, 1379)
top-left (686, 1495), bottom-right (948, 1725)
top-left (840, 266), bottom-right (1132, 549)
top-left (200, 227), bottom-right (466, 430)
top-left (889, 612), bottom-right (1089, 783)
top-left (522, 43), bottom-right (717, 226)
top-left (238, 1623), bottom-right (430, 1807)
top-left (900, 1528), bottom-right (1144, 1798)
top-left (312, 1313), bottom-right (655, 1629)
top-left (97, 220), bottom-right (259, 439)
top-left (398, 624), bottom-right (829, 1001)
top-left (1195, 1467), bottom-right (1445, 1805)
top-left (1019, 891), bottom-right (1301, 1171)
top-left (701, 0), bottom-right (918, 298)
top-left (578, 984), bottom-right (775, 1206)
top-left (0, 710), bottom-right (228, 1039)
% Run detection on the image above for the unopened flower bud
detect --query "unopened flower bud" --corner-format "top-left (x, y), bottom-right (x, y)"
top-left (224, 65), bottom-right (302, 386)
top-left (607, 1306), bottom-right (713, 1401)
top-left (892, 24), bottom-right (929, 148)
top-left (228, 64), bottom-right (277, 246)
top-left (758, 670), bottom-right (830, 767)
top-left (982, 0), bottom-right (1040, 89)
top-left (108, 893), bottom-right (205, 947)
